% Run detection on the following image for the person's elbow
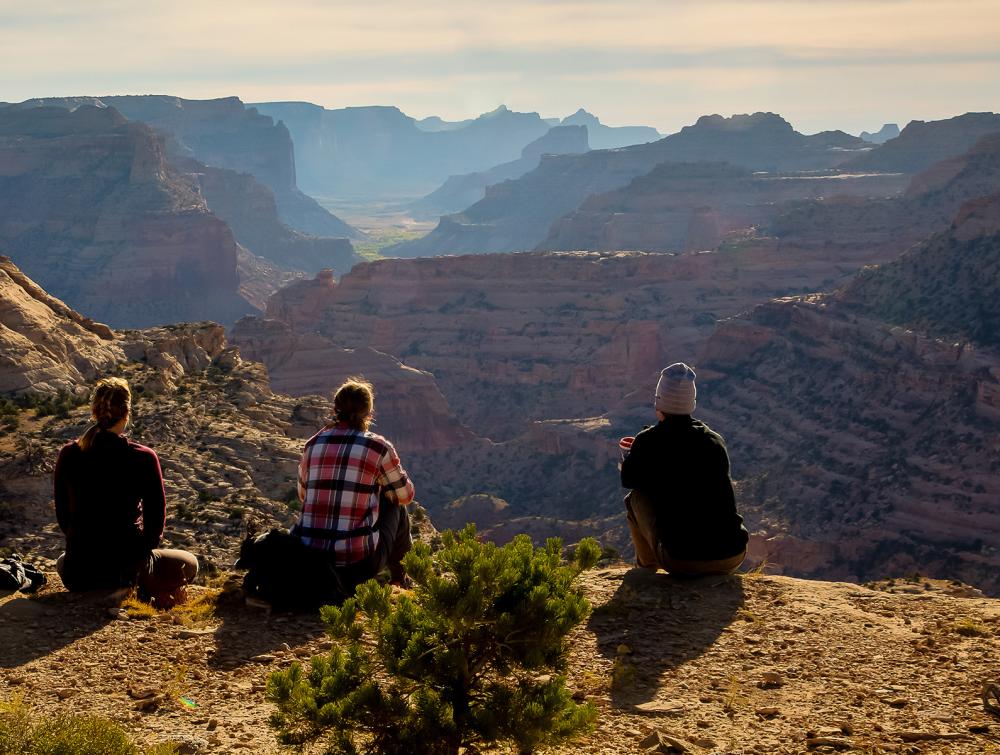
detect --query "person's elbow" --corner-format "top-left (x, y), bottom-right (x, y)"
top-left (396, 478), bottom-right (416, 506)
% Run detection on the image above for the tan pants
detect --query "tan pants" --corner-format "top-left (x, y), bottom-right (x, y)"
top-left (625, 491), bottom-right (746, 575)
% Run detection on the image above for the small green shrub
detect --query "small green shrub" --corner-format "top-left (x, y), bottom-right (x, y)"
top-left (267, 527), bottom-right (601, 754)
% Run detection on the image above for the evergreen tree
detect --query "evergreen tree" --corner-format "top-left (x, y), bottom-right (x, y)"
top-left (267, 527), bottom-right (601, 754)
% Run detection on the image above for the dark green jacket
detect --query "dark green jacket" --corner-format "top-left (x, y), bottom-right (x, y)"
top-left (621, 415), bottom-right (749, 561)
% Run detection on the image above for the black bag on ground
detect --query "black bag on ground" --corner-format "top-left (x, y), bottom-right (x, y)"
top-left (235, 528), bottom-right (346, 612)
top-left (0, 554), bottom-right (47, 593)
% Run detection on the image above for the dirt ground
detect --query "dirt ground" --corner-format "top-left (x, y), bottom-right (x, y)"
top-left (2, 565), bottom-right (999, 754)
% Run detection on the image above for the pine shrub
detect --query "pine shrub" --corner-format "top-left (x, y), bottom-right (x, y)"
top-left (267, 527), bottom-right (601, 754)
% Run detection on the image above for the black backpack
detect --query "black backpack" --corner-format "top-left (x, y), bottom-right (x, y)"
top-left (235, 528), bottom-right (346, 612)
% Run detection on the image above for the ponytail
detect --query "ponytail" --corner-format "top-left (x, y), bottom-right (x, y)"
top-left (332, 377), bottom-right (374, 431)
top-left (78, 377), bottom-right (131, 450)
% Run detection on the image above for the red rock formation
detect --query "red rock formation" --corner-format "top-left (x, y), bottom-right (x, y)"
top-left (0, 105), bottom-right (256, 328)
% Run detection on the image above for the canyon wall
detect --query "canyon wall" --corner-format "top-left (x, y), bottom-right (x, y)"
top-left (0, 105), bottom-right (255, 328)
top-left (695, 194), bottom-right (1000, 593)
top-left (541, 162), bottom-right (909, 253)
top-left (175, 156), bottom-right (359, 273)
top-left (410, 124), bottom-right (590, 219)
top-left (13, 96), bottom-right (358, 240)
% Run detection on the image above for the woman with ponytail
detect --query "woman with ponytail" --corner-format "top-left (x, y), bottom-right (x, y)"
top-left (292, 377), bottom-right (416, 591)
top-left (54, 377), bottom-right (197, 606)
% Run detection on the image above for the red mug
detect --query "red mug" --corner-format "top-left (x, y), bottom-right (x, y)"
top-left (619, 436), bottom-right (635, 463)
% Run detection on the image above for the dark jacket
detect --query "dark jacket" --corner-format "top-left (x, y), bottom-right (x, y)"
top-left (621, 415), bottom-right (749, 561)
top-left (53, 430), bottom-right (165, 590)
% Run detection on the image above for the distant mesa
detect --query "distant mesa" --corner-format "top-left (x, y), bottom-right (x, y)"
top-left (843, 111), bottom-right (1000, 174)
top-left (250, 102), bottom-right (660, 202)
top-left (559, 108), bottom-right (661, 150)
top-left (387, 111), bottom-right (871, 258)
top-left (859, 123), bottom-right (900, 144)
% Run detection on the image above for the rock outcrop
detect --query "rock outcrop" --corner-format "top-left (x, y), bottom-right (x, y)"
top-left (389, 112), bottom-right (870, 256)
top-left (0, 105), bottom-right (256, 328)
top-left (0, 256), bottom-right (122, 394)
top-left (12, 96), bottom-right (358, 240)
top-left (410, 125), bottom-right (590, 219)
top-left (844, 111), bottom-right (1000, 174)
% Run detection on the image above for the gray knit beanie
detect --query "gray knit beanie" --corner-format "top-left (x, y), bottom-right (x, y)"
top-left (655, 363), bottom-right (697, 415)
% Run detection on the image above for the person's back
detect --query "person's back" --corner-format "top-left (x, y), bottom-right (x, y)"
top-left (54, 377), bottom-right (197, 605)
top-left (55, 429), bottom-right (164, 589)
top-left (621, 363), bottom-right (749, 574)
top-left (293, 378), bottom-right (415, 588)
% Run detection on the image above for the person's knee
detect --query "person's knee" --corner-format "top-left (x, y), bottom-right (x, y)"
top-left (181, 553), bottom-right (199, 582)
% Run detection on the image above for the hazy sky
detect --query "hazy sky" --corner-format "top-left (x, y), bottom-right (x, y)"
top-left (2, 0), bottom-right (998, 135)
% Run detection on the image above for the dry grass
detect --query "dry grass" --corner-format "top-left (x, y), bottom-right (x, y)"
top-left (954, 618), bottom-right (991, 637)
top-left (0, 694), bottom-right (176, 754)
top-left (121, 586), bottom-right (222, 628)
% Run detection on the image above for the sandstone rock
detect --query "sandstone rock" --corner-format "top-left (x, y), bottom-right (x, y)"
top-left (0, 256), bottom-right (123, 394)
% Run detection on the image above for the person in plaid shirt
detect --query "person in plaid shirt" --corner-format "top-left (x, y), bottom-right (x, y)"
top-left (293, 378), bottom-right (415, 586)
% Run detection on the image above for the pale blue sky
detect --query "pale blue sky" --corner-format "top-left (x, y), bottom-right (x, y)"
top-left (1, 0), bottom-right (998, 134)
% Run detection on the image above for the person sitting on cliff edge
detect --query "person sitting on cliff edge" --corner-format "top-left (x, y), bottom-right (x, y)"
top-left (292, 377), bottom-right (415, 590)
top-left (54, 377), bottom-right (198, 607)
top-left (621, 363), bottom-right (749, 575)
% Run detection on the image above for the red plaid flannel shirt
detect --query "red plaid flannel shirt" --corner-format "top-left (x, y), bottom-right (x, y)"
top-left (294, 423), bottom-right (415, 565)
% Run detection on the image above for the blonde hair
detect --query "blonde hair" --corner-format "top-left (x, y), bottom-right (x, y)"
top-left (332, 377), bottom-right (374, 431)
top-left (78, 377), bottom-right (131, 450)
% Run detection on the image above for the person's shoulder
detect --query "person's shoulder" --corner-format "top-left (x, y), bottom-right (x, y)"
top-left (127, 439), bottom-right (160, 461)
top-left (361, 430), bottom-right (396, 455)
top-left (691, 419), bottom-right (727, 447)
top-left (57, 441), bottom-right (81, 459)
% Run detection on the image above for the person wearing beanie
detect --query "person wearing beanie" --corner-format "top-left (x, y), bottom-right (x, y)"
top-left (620, 363), bottom-right (749, 574)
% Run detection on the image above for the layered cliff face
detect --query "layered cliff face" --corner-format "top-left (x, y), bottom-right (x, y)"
top-left (0, 257), bottom-right (122, 394)
top-left (541, 162), bottom-right (909, 253)
top-left (0, 105), bottom-right (256, 328)
top-left (173, 156), bottom-right (359, 274)
top-left (410, 125), bottom-right (590, 219)
top-left (697, 197), bottom-right (1000, 593)
top-left (13, 96), bottom-right (358, 240)
top-left (388, 112), bottom-right (870, 257)
top-left (251, 102), bottom-right (553, 200)
top-left (258, 214), bottom-right (914, 447)
top-left (843, 111), bottom-right (1000, 174)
